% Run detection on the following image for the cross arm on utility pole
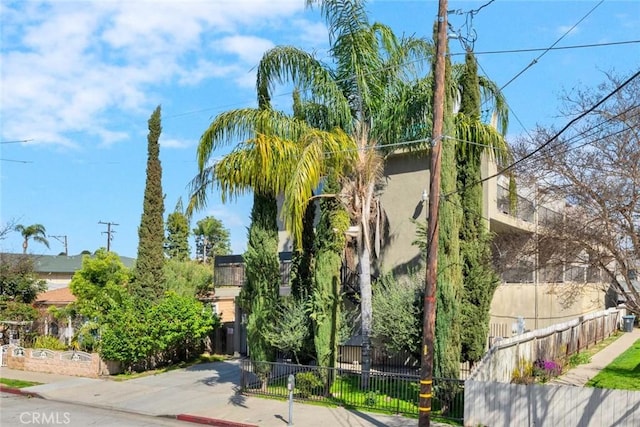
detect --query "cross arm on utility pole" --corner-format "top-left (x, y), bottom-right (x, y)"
top-left (98, 221), bottom-right (119, 252)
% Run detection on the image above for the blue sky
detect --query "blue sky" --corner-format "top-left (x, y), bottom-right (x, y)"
top-left (1, 0), bottom-right (639, 258)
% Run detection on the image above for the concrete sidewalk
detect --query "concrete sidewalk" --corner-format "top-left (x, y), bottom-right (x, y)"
top-left (1, 360), bottom-right (441, 427)
top-left (551, 326), bottom-right (640, 387)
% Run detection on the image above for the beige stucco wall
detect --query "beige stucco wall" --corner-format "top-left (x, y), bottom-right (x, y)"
top-left (489, 282), bottom-right (605, 334)
top-left (378, 151), bottom-right (430, 272)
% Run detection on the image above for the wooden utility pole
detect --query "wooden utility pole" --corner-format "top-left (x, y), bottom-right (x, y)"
top-left (49, 235), bottom-right (68, 256)
top-left (99, 221), bottom-right (118, 252)
top-left (420, 0), bottom-right (448, 426)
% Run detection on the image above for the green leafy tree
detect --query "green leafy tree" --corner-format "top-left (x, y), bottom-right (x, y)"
top-left (69, 249), bottom-right (131, 321)
top-left (100, 291), bottom-right (217, 370)
top-left (165, 198), bottom-right (190, 261)
top-left (263, 297), bottom-right (310, 364)
top-left (0, 301), bottom-right (39, 322)
top-left (0, 254), bottom-right (46, 303)
top-left (100, 296), bottom-right (152, 371)
top-left (289, 90), bottom-right (318, 302)
top-left (188, 54), bottom-right (291, 371)
top-left (133, 105), bottom-right (166, 301)
top-left (163, 259), bottom-right (213, 297)
top-left (411, 47), bottom-right (509, 377)
top-left (14, 223), bottom-right (49, 254)
top-left (192, 216), bottom-right (231, 263)
top-left (149, 291), bottom-right (218, 361)
top-left (372, 272), bottom-right (423, 358)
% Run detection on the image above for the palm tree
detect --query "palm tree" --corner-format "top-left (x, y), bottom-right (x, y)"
top-left (192, 0), bottom-right (434, 384)
top-left (15, 223), bottom-right (49, 254)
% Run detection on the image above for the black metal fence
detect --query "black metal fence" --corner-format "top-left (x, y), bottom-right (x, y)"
top-left (337, 345), bottom-right (420, 375)
top-left (240, 359), bottom-right (464, 423)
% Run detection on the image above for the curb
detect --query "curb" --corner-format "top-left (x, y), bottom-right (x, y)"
top-left (2, 387), bottom-right (257, 427)
top-left (0, 386), bottom-right (43, 398)
top-left (176, 414), bottom-right (258, 427)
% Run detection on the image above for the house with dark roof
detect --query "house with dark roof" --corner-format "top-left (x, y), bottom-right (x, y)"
top-left (0, 253), bottom-right (136, 291)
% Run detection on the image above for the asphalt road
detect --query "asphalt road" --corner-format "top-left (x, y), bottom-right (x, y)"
top-left (0, 394), bottom-right (187, 427)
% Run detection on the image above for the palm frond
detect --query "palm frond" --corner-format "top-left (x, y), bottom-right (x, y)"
top-left (197, 108), bottom-right (308, 171)
top-left (455, 113), bottom-right (511, 165)
top-left (478, 76), bottom-right (509, 135)
top-left (257, 46), bottom-right (351, 131)
top-left (282, 128), bottom-right (356, 245)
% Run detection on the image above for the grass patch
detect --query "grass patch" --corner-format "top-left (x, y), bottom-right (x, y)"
top-left (111, 353), bottom-right (227, 381)
top-left (252, 373), bottom-right (462, 424)
top-left (585, 339), bottom-right (640, 390)
top-left (587, 331), bottom-right (623, 356)
top-left (0, 378), bottom-right (42, 388)
top-left (564, 331), bottom-right (623, 371)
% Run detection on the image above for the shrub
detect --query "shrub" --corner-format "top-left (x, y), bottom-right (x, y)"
top-left (295, 371), bottom-right (324, 398)
top-left (33, 335), bottom-right (66, 351)
top-left (511, 358), bottom-right (534, 384)
top-left (364, 390), bottom-right (378, 406)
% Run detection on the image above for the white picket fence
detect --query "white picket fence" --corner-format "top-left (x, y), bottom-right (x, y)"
top-left (465, 380), bottom-right (640, 426)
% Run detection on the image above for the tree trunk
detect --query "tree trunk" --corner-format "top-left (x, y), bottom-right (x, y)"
top-left (359, 244), bottom-right (372, 389)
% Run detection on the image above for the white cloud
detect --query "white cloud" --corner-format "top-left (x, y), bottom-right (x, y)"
top-left (291, 18), bottom-right (328, 50)
top-left (556, 25), bottom-right (580, 37)
top-left (0, 0), bottom-right (306, 148)
top-left (206, 206), bottom-right (248, 229)
top-left (160, 137), bottom-right (191, 149)
top-left (218, 35), bottom-right (275, 64)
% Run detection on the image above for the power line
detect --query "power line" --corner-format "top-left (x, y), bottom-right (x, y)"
top-left (443, 69), bottom-right (640, 199)
top-left (163, 37), bottom-right (640, 122)
top-left (49, 235), bottom-right (68, 256)
top-left (450, 40), bottom-right (640, 57)
top-left (0, 139), bottom-right (33, 144)
top-left (498, 0), bottom-right (604, 92)
top-left (0, 158), bottom-right (33, 163)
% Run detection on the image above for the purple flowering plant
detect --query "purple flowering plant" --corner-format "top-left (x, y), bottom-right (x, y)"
top-left (533, 358), bottom-right (562, 382)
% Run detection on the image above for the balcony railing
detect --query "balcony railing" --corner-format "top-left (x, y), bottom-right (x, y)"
top-left (214, 253), bottom-right (292, 287)
top-left (497, 184), bottom-right (534, 223)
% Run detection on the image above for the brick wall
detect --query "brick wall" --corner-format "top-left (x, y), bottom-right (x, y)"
top-left (5, 347), bottom-right (122, 377)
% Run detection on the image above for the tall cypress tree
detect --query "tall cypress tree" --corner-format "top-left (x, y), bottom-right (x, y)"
top-left (313, 172), bottom-right (349, 369)
top-left (239, 192), bottom-right (280, 366)
top-left (457, 50), bottom-right (501, 364)
top-left (433, 43), bottom-right (464, 381)
top-left (290, 201), bottom-right (316, 300)
top-left (165, 198), bottom-right (190, 261)
top-left (133, 106), bottom-right (165, 301)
